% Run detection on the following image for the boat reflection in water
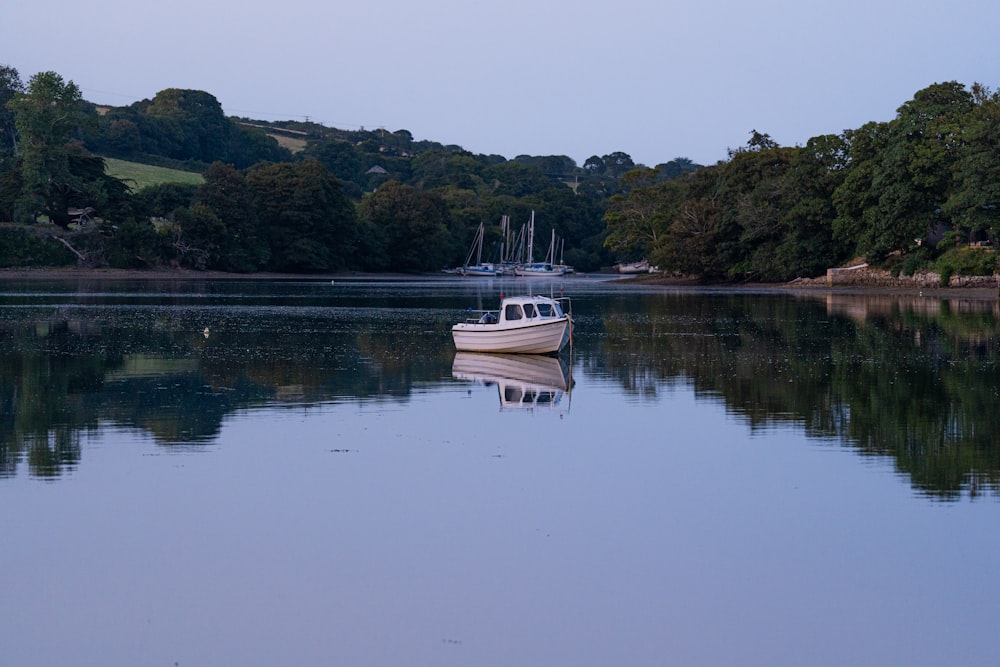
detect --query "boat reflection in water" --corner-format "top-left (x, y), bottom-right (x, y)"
top-left (452, 352), bottom-right (573, 412)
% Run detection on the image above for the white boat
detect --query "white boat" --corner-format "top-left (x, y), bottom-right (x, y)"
top-left (460, 264), bottom-right (500, 277)
top-left (512, 214), bottom-right (568, 277)
top-left (455, 222), bottom-right (500, 276)
top-left (514, 262), bottom-right (566, 277)
top-left (615, 260), bottom-right (650, 274)
top-left (452, 352), bottom-right (572, 411)
top-left (451, 294), bottom-right (573, 354)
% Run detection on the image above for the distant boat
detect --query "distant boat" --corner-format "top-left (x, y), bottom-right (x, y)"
top-left (513, 213), bottom-right (568, 277)
top-left (455, 221), bottom-right (500, 276)
top-left (514, 262), bottom-right (566, 277)
top-left (451, 294), bottom-right (573, 354)
top-left (615, 260), bottom-right (650, 274)
top-left (461, 264), bottom-right (500, 277)
top-left (552, 235), bottom-right (574, 275)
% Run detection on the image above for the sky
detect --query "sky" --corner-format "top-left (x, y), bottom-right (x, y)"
top-left (5, 0), bottom-right (999, 167)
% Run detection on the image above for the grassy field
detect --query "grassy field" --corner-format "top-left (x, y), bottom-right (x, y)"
top-left (270, 134), bottom-right (307, 153)
top-left (104, 157), bottom-right (205, 191)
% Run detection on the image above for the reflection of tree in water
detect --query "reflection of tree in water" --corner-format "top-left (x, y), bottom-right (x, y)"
top-left (0, 308), bottom-right (456, 478)
top-left (589, 293), bottom-right (1000, 499)
top-left (4, 292), bottom-right (1000, 497)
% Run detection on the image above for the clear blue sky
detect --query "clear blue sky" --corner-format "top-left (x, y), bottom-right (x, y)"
top-left (6, 0), bottom-right (999, 167)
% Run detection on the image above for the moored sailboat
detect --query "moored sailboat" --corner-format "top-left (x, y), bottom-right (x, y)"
top-left (513, 212), bottom-right (568, 277)
top-left (455, 221), bottom-right (500, 276)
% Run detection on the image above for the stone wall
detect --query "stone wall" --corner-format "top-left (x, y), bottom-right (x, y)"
top-left (824, 263), bottom-right (999, 288)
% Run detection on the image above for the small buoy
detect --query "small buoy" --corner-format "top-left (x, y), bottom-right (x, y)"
top-left (330, 280), bottom-right (335, 285)
top-left (203, 327), bottom-right (210, 338)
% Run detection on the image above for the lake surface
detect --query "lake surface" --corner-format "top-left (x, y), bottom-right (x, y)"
top-left (2, 274), bottom-right (999, 666)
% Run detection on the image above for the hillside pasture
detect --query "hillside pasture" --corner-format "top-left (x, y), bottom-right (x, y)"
top-left (269, 133), bottom-right (308, 153)
top-left (103, 158), bottom-right (205, 191)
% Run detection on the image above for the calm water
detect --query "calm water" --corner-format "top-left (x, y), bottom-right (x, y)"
top-left (2, 275), bottom-right (999, 666)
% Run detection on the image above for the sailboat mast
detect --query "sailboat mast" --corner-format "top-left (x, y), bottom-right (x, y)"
top-left (500, 215), bottom-right (507, 265)
top-left (476, 222), bottom-right (483, 265)
top-left (526, 211), bottom-right (535, 263)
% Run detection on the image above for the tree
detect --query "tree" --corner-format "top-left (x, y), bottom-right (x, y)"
top-left (775, 134), bottom-right (852, 278)
top-left (511, 154), bottom-right (578, 178)
top-left (482, 161), bottom-right (555, 197)
top-left (831, 121), bottom-right (890, 256)
top-left (359, 180), bottom-right (453, 272)
top-left (143, 89), bottom-right (230, 162)
top-left (942, 83), bottom-right (1000, 236)
top-left (132, 182), bottom-right (199, 218)
top-left (245, 159), bottom-right (358, 272)
top-left (583, 155), bottom-right (605, 175)
top-left (0, 64), bottom-right (23, 154)
top-left (196, 162), bottom-right (267, 272)
top-left (173, 203), bottom-right (225, 269)
top-left (835, 82), bottom-right (974, 259)
top-left (304, 139), bottom-right (364, 187)
top-left (603, 151), bottom-right (636, 178)
top-left (722, 142), bottom-right (799, 280)
top-left (654, 157), bottom-right (700, 180)
top-left (411, 149), bottom-right (487, 190)
top-left (7, 71), bottom-right (93, 225)
top-left (603, 168), bottom-right (671, 259)
top-left (227, 124), bottom-right (290, 169)
top-left (658, 169), bottom-right (726, 279)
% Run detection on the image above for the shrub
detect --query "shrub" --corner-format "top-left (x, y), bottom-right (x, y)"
top-left (939, 265), bottom-right (953, 287)
top-left (932, 246), bottom-right (997, 283)
top-left (901, 248), bottom-right (931, 276)
top-left (0, 226), bottom-right (76, 267)
top-left (935, 230), bottom-right (966, 253)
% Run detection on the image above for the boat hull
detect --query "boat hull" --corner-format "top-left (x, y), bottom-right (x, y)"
top-left (513, 264), bottom-right (567, 277)
top-left (452, 317), bottom-right (571, 354)
top-left (460, 265), bottom-right (500, 276)
top-left (452, 352), bottom-right (570, 390)
top-left (452, 352), bottom-right (572, 409)
top-left (616, 260), bottom-right (649, 274)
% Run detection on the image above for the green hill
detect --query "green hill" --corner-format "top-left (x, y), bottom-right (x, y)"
top-left (103, 157), bottom-right (204, 191)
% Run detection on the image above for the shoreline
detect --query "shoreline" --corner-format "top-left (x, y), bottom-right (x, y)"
top-left (620, 271), bottom-right (1000, 299)
top-left (1, 265), bottom-right (998, 299)
top-left (0, 266), bottom-right (368, 281)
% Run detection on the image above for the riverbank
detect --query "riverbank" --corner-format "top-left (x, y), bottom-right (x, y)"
top-left (621, 268), bottom-right (1000, 299)
top-left (0, 267), bottom-right (363, 281)
top-left (2, 265), bottom-right (998, 299)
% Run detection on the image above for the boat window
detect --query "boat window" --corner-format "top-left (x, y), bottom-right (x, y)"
top-left (523, 303), bottom-right (536, 318)
top-left (537, 303), bottom-right (556, 317)
top-left (504, 387), bottom-right (523, 403)
top-left (505, 304), bottom-right (523, 320)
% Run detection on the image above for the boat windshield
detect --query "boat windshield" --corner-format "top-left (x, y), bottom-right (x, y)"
top-left (536, 302), bottom-right (561, 318)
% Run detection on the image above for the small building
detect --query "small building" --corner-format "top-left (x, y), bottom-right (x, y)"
top-left (68, 207), bottom-right (96, 226)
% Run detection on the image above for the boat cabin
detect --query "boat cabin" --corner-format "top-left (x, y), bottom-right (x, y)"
top-left (466, 295), bottom-right (567, 325)
top-left (503, 298), bottom-right (563, 321)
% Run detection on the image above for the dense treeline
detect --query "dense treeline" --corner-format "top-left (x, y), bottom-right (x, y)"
top-left (606, 82), bottom-right (1000, 282)
top-left (2, 65), bottom-right (998, 279)
top-left (2, 66), bottom-right (694, 273)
